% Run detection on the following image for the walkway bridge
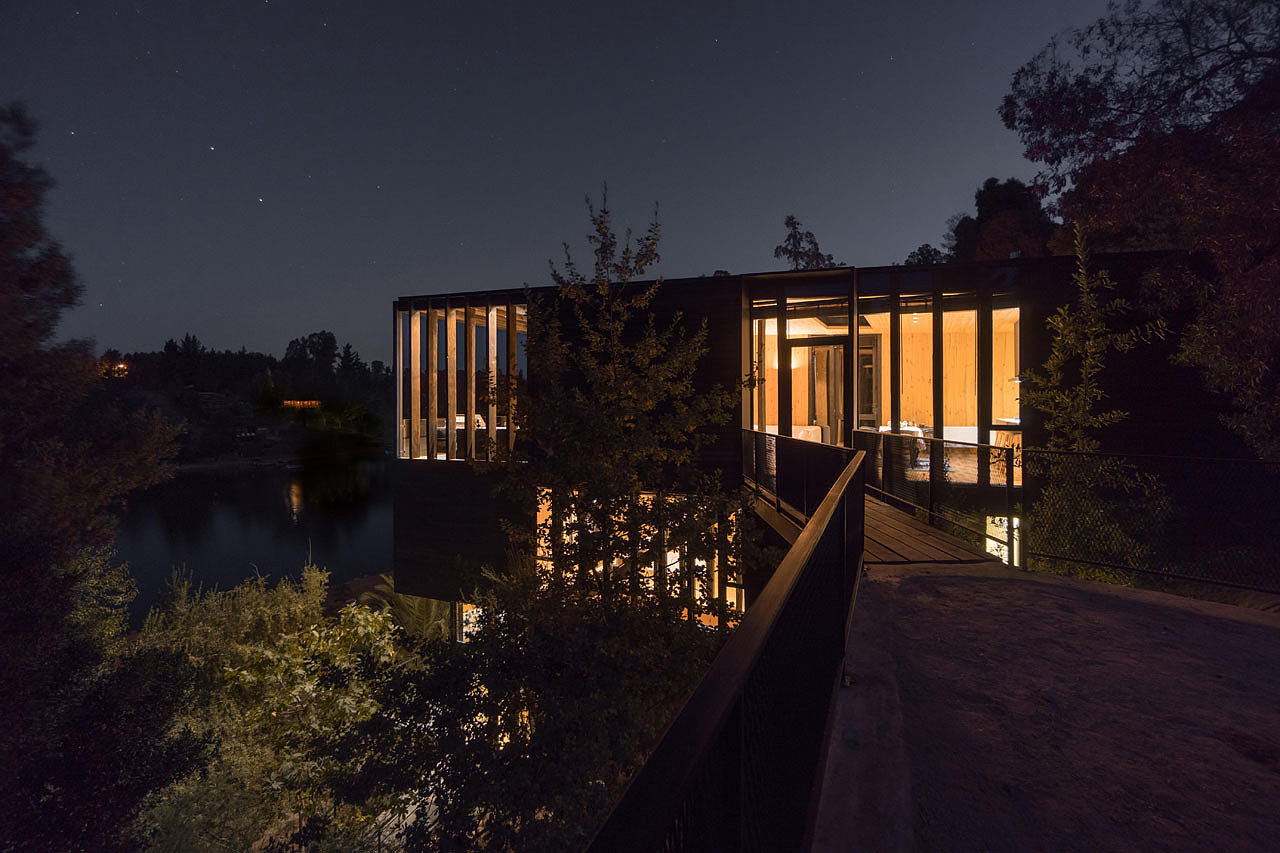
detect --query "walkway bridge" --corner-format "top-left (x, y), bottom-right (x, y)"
top-left (590, 430), bottom-right (1280, 851)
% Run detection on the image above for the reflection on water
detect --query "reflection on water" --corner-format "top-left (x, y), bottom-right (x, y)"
top-left (288, 478), bottom-right (305, 523)
top-left (115, 455), bottom-right (392, 623)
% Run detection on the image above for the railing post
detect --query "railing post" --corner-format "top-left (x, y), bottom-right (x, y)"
top-left (928, 436), bottom-right (939, 525)
top-left (1005, 445), bottom-right (1015, 567)
top-left (725, 699), bottom-right (744, 850)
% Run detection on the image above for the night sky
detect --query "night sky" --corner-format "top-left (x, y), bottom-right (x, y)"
top-left (3, 0), bottom-right (1107, 362)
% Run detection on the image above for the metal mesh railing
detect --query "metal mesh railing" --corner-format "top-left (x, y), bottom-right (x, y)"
top-left (851, 428), bottom-right (1280, 595)
top-left (588, 445), bottom-right (865, 852)
top-left (852, 430), bottom-right (1021, 562)
top-left (1023, 450), bottom-right (1280, 594)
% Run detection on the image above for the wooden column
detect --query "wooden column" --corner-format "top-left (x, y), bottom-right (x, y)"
top-left (507, 303), bottom-right (519, 454)
top-left (844, 272), bottom-right (857, 447)
top-left (408, 309), bottom-right (422, 459)
top-left (977, 287), bottom-right (994, 488)
top-left (487, 304), bottom-right (498, 460)
top-left (393, 306), bottom-right (404, 457)
top-left (889, 274), bottom-right (901, 434)
top-left (446, 303), bottom-right (457, 459)
top-left (465, 301), bottom-right (476, 460)
top-left (932, 285), bottom-right (944, 438)
top-left (427, 306), bottom-right (439, 459)
top-left (776, 287), bottom-right (791, 437)
top-left (740, 282), bottom-right (752, 430)
top-left (929, 284), bottom-right (945, 523)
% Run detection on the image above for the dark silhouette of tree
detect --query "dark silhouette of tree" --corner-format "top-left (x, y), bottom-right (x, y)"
top-left (773, 214), bottom-right (838, 270)
top-left (1002, 0), bottom-right (1280, 458)
top-left (904, 243), bottom-right (946, 265)
top-left (341, 192), bottom-right (769, 850)
top-left (1000, 0), bottom-right (1278, 195)
top-left (1021, 225), bottom-right (1171, 582)
top-left (0, 102), bottom-right (203, 852)
top-left (943, 178), bottom-right (1058, 262)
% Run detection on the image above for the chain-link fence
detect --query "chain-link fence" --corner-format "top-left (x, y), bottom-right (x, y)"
top-left (1023, 450), bottom-right (1280, 594)
top-left (853, 431), bottom-right (1022, 564)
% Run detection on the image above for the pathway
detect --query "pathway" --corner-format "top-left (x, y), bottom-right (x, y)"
top-left (810, 497), bottom-right (1280, 851)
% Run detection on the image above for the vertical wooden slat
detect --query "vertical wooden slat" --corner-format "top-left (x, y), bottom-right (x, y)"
top-left (487, 303), bottom-right (498, 460)
top-left (929, 283), bottom-right (945, 524)
top-left (507, 303), bottom-right (518, 454)
top-left (777, 286), bottom-right (791, 437)
top-left (394, 306), bottom-right (404, 458)
top-left (889, 274), bottom-right (901, 434)
top-left (932, 285), bottom-right (944, 438)
top-left (446, 303), bottom-right (457, 459)
top-left (427, 305), bottom-right (439, 459)
top-left (977, 286), bottom-right (994, 488)
top-left (408, 309), bottom-right (422, 459)
top-left (465, 301), bottom-right (476, 460)
top-left (740, 282), bottom-right (752, 430)
top-left (756, 321), bottom-right (767, 431)
top-left (844, 272), bottom-right (857, 447)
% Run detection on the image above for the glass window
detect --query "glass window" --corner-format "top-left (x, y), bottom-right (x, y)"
top-left (493, 305), bottom-right (509, 433)
top-left (992, 298), bottom-right (1020, 425)
top-left (786, 296), bottom-right (849, 338)
top-left (856, 296), bottom-right (889, 431)
top-left (942, 294), bottom-right (977, 437)
top-left (898, 295), bottom-right (933, 432)
top-left (430, 309), bottom-right (445, 458)
top-left (514, 304), bottom-right (528, 378)
top-left (752, 318), bottom-right (778, 433)
top-left (750, 296), bottom-right (777, 314)
top-left (990, 429), bottom-right (1022, 486)
top-left (790, 344), bottom-right (844, 444)
top-left (397, 311), bottom-right (410, 458)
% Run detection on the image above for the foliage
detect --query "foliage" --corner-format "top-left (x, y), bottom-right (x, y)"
top-left (1021, 225), bottom-right (1166, 453)
top-left (1022, 226), bottom-right (1171, 581)
top-left (1002, 0), bottom-right (1280, 457)
top-left (904, 243), bottom-right (946, 265)
top-left (509, 191), bottom-right (744, 611)
top-left (1000, 0), bottom-right (1278, 194)
top-left (773, 214), bottom-right (837, 270)
top-left (942, 177), bottom-right (1058, 262)
top-left (0, 102), bottom-right (200, 852)
top-left (336, 192), bottom-right (766, 850)
top-left (358, 573), bottom-right (455, 641)
top-left (115, 330), bottom-right (393, 458)
top-left (137, 566), bottom-right (403, 852)
top-left (367, 559), bottom-right (726, 851)
top-left (0, 549), bottom-right (205, 853)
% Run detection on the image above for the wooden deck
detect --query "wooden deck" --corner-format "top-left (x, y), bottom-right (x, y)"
top-left (862, 495), bottom-right (991, 565)
top-left (753, 491), bottom-right (995, 566)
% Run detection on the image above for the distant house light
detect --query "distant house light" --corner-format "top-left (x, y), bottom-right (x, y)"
top-left (282, 400), bottom-right (321, 409)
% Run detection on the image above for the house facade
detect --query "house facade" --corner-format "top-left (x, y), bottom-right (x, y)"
top-left (387, 256), bottom-right (1089, 594)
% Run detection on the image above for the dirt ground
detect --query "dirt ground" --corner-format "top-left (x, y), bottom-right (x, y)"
top-left (812, 562), bottom-right (1280, 852)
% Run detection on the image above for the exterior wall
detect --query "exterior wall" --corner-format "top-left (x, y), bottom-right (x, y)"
top-left (392, 459), bottom-right (531, 599)
top-left (390, 252), bottom-right (1246, 593)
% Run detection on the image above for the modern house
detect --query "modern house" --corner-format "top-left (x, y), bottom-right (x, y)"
top-left (390, 251), bottom-right (1234, 598)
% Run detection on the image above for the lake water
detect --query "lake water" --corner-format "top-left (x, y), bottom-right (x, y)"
top-left (115, 455), bottom-right (393, 622)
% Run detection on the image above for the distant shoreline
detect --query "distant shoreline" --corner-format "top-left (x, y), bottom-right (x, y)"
top-left (176, 454), bottom-right (300, 473)
top-left (176, 444), bottom-right (390, 474)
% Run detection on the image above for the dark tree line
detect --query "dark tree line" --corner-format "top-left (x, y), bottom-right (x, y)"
top-left (905, 176), bottom-right (1060, 266)
top-left (1002, 0), bottom-right (1280, 458)
top-left (104, 329), bottom-right (393, 459)
top-left (1, 101), bottom-right (204, 852)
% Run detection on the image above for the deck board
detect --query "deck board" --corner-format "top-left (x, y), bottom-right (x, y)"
top-left (863, 495), bottom-right (991, 565)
